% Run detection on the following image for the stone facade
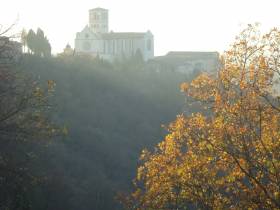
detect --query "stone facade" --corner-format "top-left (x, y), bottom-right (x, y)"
top-left (75, 8), bottom-right (154, 62)
top-left (89, 8), bottom-right (109, 34)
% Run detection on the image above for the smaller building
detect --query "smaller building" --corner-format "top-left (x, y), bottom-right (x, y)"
top-left (0, 36), bottom-right (22, 65)
top-left (148, 51), bottom-right (219, 75)
top-left (63, 44), bottom-right (75, 56)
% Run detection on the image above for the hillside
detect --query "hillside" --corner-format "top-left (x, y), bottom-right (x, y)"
top-left (18, 55), bottom-right (193, 210)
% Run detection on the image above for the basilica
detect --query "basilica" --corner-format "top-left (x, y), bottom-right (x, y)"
top-left (75, 8), bottom-right (154, 62)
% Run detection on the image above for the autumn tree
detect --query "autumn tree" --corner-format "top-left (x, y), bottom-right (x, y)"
top-left (124, 24), bottom-right (280, 209)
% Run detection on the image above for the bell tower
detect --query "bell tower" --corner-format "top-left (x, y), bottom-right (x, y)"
top-left (89, 8), bottom-right (109, 33)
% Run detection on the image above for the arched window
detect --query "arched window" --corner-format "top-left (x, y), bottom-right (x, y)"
top-left (147, 39), bottom-right (152, 51)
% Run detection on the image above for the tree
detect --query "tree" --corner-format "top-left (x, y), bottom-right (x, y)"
top-left (133, 49), bottom-right (144, 65)
top-left (21, 28), bottom-right (27, 53)
top-left (124, 24), bottom-right (280, 209)
top-left (26, 29), bottom-right (36, 54)
top-left (0, 27), bottom-right (59, 210)
top-left (26, 28), bottom-right (51, 57)
top-left (36, 28), bottom-right (51, 57)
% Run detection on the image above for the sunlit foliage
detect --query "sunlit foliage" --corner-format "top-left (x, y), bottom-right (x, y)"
top-left (125, 24), bottom-right (280, 209)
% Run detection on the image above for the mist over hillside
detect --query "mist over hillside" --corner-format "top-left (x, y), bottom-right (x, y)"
top-left (2, 1), bottom-right (280, 209)
top-left (15, 55), bottom-right (195, 209)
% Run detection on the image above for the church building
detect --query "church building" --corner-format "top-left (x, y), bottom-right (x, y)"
top-left (75, 8), bottom-right (154, 62)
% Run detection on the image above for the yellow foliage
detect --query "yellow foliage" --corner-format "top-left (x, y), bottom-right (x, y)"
top-left (125, 25), bottom-right (280, 210)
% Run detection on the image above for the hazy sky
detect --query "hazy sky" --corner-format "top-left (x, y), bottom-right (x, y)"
top-left (1, 0), bottom-right (280, 55)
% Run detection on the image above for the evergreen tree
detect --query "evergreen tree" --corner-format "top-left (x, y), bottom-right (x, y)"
top-left (26, 28), bottom-right (51, 57)
top-left (26, 29), bottom-right (36, 54)
top-left (20, 29), bottom-right (27, 53)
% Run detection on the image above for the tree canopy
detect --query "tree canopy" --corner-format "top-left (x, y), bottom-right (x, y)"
top-left (124, 24), bottom-right (280, 209)
top-left (0, 28), bottom-right (59, 209)
top-left (25, 28), bottom-right (51, 57)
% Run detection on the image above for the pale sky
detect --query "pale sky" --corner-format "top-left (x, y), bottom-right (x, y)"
top-left (1, 0), bottom-right (280, 56)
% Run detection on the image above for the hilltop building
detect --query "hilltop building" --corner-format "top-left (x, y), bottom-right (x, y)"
top-left (0, 36), bottom-right (22, 65)
top-left (62, 44), bottom-right (74, 56)
top-left (148, 51), bottom-right (219, 75)
top-left (75, 8), bottom-right (154, 62)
